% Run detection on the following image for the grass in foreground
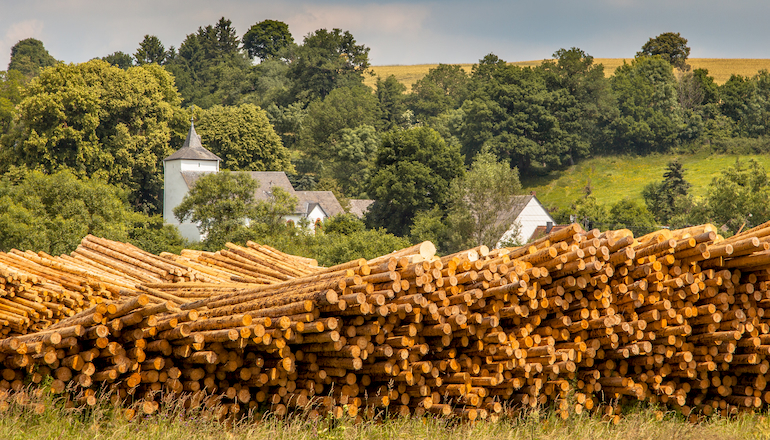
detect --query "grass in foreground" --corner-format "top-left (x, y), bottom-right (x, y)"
top-left (3, 393), bottom-right (770, 440)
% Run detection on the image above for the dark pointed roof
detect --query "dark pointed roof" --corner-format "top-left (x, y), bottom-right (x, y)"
top-left (164, 121), bottom-right (221, 162)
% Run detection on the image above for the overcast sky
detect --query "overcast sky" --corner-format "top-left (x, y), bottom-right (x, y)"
top-left (2, 0), bottom-right (770, 70)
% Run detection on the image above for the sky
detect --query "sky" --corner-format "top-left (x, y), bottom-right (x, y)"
top-left (2, 0), bottom-right (770, 70)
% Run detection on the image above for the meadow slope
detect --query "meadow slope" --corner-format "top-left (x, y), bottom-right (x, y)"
top-left (521, 153), bottom-right (770, 212)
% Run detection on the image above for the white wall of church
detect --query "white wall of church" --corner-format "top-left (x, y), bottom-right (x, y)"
top-left (163, 159), bottom-right (218, 242)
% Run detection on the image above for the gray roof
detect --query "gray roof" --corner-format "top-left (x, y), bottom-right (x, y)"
top-left (245, 171), bottom-right (298, 203)
top-left (348, 199), bottom-right (374, 218)
top-left (180, 171), bottom-right (215, 189)
top-left (164, 122), bottom-right (221, 162)
top-left (296, 191), bottom-right (345, 217)
top-left (177, 169), bottom-right (346, 219)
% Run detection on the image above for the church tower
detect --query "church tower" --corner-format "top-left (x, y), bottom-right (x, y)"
top-left (163, 121), bottom-right (221, 242)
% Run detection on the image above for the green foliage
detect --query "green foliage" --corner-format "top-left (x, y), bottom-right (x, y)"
top-left (324, 124), bottom-right (380, 197)
top-left (698, 159), bottom-right (770, 235)
top-left (321, 213), bottom-right (365, 235)
top-left (266, 226), bottom-right (410, 267)
top-left (0, 169), bottom-right (183, 255)
top-left (173, 171), bottom-right (259, 248)
top-left (0, 70), bottom-right (24, 133)
top-left (642, 159), bottom-right (693, 225)
top-left (409, 206), bottom-right (449, 252)
top-left (637, 32), bottom-right (691, 70)
top-left (0, 60), bottom-right (179, 212)
top-left (407, 63), bottom-right (469, 120)
top-left (606, 199), bottom-right (658, 236)
top-left (173, 171), bottom-right (299, 250)
top-left (445, 151), bottom-right (522, 250)
top-left (460, 54), bottom-right (585, 173)
top-left (134, 35), bottom-right (167, 65)
top-left (310, 229), bottom-right (411, 266)
top-left (164, 18), bottom-right (251, 108)
top-left (288, 28), bottom-right (371, 102)
top-left (0, 60), bottom-right (182, 213)
top-left (299, 85), bottom-right (381, 156)
top-left (719, 70), bottom-right (770, 137)
top-left (366, 127), bottom-right (464, 236)
top-left (101, 51), bottom-right (134, 69)
top-left (242, 20), bottom-right (294, 60)
top-left (375, 75), bottom-right (407, 130)
top-left (195, 103), bottom-right (292, 172)
top-left (243, 58), bottom-right (294, 108)
top-left (539, 48), bottom-right (615, 164)
top-left (609, 56), bottom-right (684, 153)
top-left (7, 38), bottom-right (58, 79)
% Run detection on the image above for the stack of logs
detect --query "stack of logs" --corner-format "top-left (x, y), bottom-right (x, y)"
top-left (5, 222), bottom-right (770, 421)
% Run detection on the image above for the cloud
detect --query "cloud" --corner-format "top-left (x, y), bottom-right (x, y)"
top-left (287, 3), bottom-right (431, 40)
top-left (1, 20), bottom-right (45, 68)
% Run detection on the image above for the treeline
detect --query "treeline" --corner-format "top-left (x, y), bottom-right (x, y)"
top-left (2, 25), bottom-right (770, 258)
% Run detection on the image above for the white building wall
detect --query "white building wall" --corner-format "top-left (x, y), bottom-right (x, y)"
top-left (306, 205), bottom-right (327, 227)
top-left (163, 159), bottom-right (218, 242)
top-left (499, 198), bottom-right (555, 245)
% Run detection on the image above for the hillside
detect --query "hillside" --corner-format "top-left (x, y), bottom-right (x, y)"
top-left (366, 58), bottom-right (770, 91)
top-left (523, 152), bottom-right (770, 212)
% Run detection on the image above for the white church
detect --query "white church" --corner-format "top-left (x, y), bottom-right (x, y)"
top-left (163, 122), bottom-right (359, 242)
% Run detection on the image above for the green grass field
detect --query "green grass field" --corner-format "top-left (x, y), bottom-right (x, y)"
top-left (520, 153), bottom-right (770, 212)
top-left (366, 59), bottom-right (770, 91)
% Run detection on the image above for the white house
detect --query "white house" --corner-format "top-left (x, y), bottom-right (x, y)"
top-left (163, 122), bottom-right (351, 242)
top-left (497, 195), bottom-right (556, 246)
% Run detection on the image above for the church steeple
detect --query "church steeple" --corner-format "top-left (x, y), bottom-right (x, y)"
top-left (164, 120), bottom-right (221, 162)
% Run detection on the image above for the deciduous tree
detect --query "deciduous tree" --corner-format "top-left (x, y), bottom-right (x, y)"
top-left (288, 28), bottom-right (370, 102)
top-left (366, 127), bottom-right (464, 236)
top-left (0, 60), bottom-right (182, 213)
top-left (637, 32), bottom-right (691, 70)
top-left (195, 103), bottom-right (292, 172)
top-left (242, 20), bottom-right (294, 60)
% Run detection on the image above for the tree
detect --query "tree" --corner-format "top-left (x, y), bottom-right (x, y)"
top-left (444, 152), bottom-right (522, 250)
top-left (0, 60), bottom-right (182, 213)
top-left (606, 199), bottom-right (658, 236)
top-left (299, 85), bottom-right (381, 158)
top-left (698, 159), bottom-right (770, 235)
top-left (164, 18), bottom-right (251, 107)
top-left (642, 159), bottom-right (693, 225)
top-left (637, 32), bottom-right (691, 70)
top-left (0, 70), bottom-right (24, 133)
top-left (407, 64), bottom-right (469, 120)
top-left (0, 169), bottom-right (183, 255)
top-left (195, 103), bottom-right (293, 172)
top-left (173, 171), bottom-right (299, 249)
top-left (7, 38), bottom-right (58, 79)
top-left (375, 75), bottom-right (407, 130)
top-left (366, 127), bottom-right (464, 236)
top-left (288, 28), bottom-right (370, 102)
top-left (134, 35), bottom-right (167, 65)
top-left (242, 20), bottom-right (294, 60)
top-left (539, 48), bottom-right (616, 163)
top-left (459, 55), bottom-right (578, 173)
top-left (102, 51), bottom-right (134, 69)
top-left (173, 171), bottom-right (258, 248)
top-left (609, 56), bottom-right (684, 153)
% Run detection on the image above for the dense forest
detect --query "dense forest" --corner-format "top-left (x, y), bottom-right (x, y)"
top-left (2, 22), bottom-right (770, 262)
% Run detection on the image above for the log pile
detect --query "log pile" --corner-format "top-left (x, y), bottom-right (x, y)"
top-left (5, 223), bottom-right (770, 421)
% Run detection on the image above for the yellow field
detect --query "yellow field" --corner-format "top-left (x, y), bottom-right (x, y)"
top-left (366, 58), bottom-right (770, 91)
